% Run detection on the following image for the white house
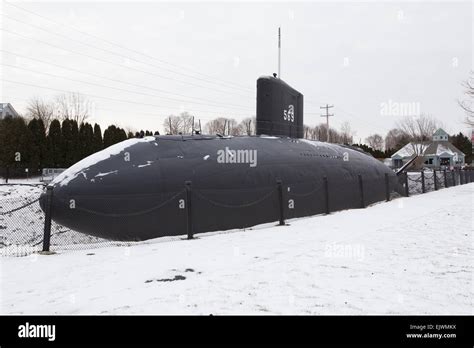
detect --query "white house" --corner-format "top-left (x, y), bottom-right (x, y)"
top-left (391, 128), bottom-right (465, 169)
top-left (0, 103), bottom-right (20, 120)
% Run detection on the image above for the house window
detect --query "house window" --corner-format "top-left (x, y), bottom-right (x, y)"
top-left (425, 158), bottom-right (433, 165)
top-left (440, 158), bottom-right (450, 166)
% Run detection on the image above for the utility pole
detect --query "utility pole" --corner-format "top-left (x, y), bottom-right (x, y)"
top-left (320, 104), bottom-right (334, 142)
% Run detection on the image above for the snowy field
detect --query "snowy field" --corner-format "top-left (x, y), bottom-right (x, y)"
top-left (0, 184), bottom-right (472, 314)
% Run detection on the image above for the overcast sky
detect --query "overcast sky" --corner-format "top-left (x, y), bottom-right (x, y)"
top-left (0, 1), bottom-right (472, 141)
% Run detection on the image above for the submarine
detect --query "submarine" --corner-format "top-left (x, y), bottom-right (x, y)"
top-left (40, 76), bottom-right (400, 241)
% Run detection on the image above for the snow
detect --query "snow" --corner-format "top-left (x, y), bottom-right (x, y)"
top-left (392, 143), bottom-right (428, 158)
top-left (136, 161), bottom-right (154, 168)
top-left (436, 144), bottom-right (454, 156)
top-left (203, 155), bottom-right (210, 160)
top-left (1, 184), bottom-right (472, 314)
top-left (51, 137), bottom-right (156, 187)
top-left (260, 135), bottom-right (280, 139)
top-left (300, 138), bottom-right (341, 154)
top-left (94, 170), bottom-right (118, 178)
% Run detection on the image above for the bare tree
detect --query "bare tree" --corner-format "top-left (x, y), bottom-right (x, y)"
top-left (226, 118), bottom-right (240, 136)
top-left (204, 117), bottom-right (226, 135)
top-left (385, 128), bottom-right (410, 151)
top-left (25, 97), bottom-right (55, 130)
top-left (458, 72), bottom-right (474, 126)
top-left (340, 121), bottom-right (355, 144)
top-left (55, 93), bottom-right (92, 124)
top-left (396, 114), bottom-right (439, 155)
top-left (238, 117), bottom-right (256, 135)
top-left (179, 112), bottom-right (194, 134)
top-left (308, 126), bottom-right (320, 140)
top-left (163, 115), bottom-right (183, 135)
top-left (204, 117), bottom-right (240, 135)
top-left (397, 114), bottom-right (438, 142)
top-left (303, 124), bottom-right (311, 139)
top-left (365, 134), bottom-right (384, 151)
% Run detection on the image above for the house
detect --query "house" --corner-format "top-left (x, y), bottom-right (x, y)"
top-left (391, 128), bottom-right (465, 169)
top-left (0, 103), bottom-right (20, 120)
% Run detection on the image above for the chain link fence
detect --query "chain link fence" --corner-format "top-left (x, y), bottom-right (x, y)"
top-left (402, 169), bottom-right (472, 197)
top-left (1, 169), bottom-right (473, 257)
top-left (0, 184), bottom-right (140, 257)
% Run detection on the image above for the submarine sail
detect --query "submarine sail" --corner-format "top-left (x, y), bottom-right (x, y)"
top-left (256, 76), bottom-right (304, 138)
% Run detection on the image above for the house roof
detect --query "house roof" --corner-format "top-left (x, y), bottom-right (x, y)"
top-left (0, 103), bottom-right (19, 118)
top-left (391, 140), bottom-right (464, 159)
top-left (391, 142), bottom-right (429, 158)
top-left (433, 128), bottom-right (448, 137)
top-left (423, 141), bottom-right (464, 157)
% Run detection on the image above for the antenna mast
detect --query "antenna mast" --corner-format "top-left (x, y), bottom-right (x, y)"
top-left (278, 27), bottom-right (281, 79)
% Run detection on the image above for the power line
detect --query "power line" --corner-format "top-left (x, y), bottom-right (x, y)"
top-left (3, 1), bottom-right (253, 91)
top-left (1, 13), bottom-right (253, 94)
top-left (0, 27), bottom-right (252, 99)
top-left (0, 49), bottom-right (253, 110)
top-left (3, 95), bottom-right (248, 123)
top-left (1, 61), bottom-right (253, 111)
top-left (3, 79), bottom-right (252, 117)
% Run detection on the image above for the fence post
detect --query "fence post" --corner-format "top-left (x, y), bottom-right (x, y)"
top-left (444, 169), bottom-right (448, 188)
top-left (421, 170), bottom-right (425, 193)
top-left (358, 174), bottom-right (365, 208)
top-left (323, 176), bottom-right (330, 214)
top-left (277, 180), bottom-right (285, 225)
top-left (404, 172), bottom-right (409, 197)
top-left (433, 170), bottom-right (438, 191)
top-left (185, 181), bottom-right (193, 239)
top-left (42, 185), bottom-right (53, 252)
top-left (452, 170), bottom-right (456, 186)
top-left (385, 173), bottom-right (390, 202)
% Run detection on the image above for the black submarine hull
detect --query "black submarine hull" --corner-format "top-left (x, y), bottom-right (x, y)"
top-left (41, 135), bottom-right (399, 241)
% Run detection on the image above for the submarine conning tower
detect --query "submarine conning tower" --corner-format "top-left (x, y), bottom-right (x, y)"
top-left (256, 75), bottom-right (304, 138)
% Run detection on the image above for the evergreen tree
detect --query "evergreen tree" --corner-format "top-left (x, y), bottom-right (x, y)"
top-left (116, 127), bottom-right (127, 143)
top-left (61, 119), bottom-right (74, 167)
top-left (47, 119), bottom-right (63, 167)
top-left (92, 123), bottom-right (103, 153)
top-left (0, 116), bottom-right (32, 177)
top-left (71, 120), bottom-right (80, 164)
top-left (450, 132), bottom-right (472, 163)
top-left (37, 119), bottom-right (48, 167)
top-left (103, 125), bottom-right (117, 148)
top-left (27, 118), bottom-right (47, 173)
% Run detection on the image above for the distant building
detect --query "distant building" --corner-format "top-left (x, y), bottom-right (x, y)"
top-left (41, 168), bottom-right (67, 183)
top-left (391, 128), bottom-right (465, 169)
top-left (0, 103), bottom-right (20, 120)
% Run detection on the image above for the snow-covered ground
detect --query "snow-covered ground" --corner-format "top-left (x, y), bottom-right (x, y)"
top-left (1, 184), bottom-right (472, 314)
